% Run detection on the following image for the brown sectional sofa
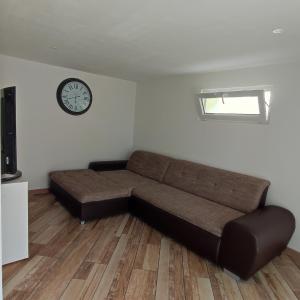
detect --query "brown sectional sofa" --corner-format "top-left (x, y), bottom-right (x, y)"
top-left (49, 150), bottom-right (295, 279)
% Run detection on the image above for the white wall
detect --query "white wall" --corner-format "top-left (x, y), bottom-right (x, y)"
top-left (134, 62), bottom-right (300, 251)
top-left (0, 55), bottom-right (136, 189)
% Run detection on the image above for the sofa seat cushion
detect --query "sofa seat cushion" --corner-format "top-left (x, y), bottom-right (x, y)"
top-left (126, 150), bottom-right (171, 182)
top-left (163, 160), bottom-right (270, 213)
top-left (132, 183), bottom-right (243, 237)
top-left (50, 169), bottom-right (130, 203)
top-left (100, 170), bottom-right (158, 191)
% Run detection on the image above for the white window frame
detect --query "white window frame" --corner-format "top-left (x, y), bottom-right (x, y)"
top-left (197, 86), bottom-right (271, 124)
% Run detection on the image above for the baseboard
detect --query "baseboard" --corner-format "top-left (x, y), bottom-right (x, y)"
top-left (29, 188), bottom-right (49, 196)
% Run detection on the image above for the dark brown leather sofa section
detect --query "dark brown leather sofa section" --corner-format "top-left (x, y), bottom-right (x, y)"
top-left (50, 151), bottom-right (295, 280)
top-left (219, 205), bottom-right (295, 279)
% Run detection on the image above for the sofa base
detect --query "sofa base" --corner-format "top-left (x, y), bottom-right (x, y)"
top-left (50, 180), bottom-right (130, 222)
top-left (130, 196), bottom-right (221, 263)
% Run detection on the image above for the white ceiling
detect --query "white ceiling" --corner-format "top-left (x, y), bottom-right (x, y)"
top-left (0, 0), bottom-right (300, 81)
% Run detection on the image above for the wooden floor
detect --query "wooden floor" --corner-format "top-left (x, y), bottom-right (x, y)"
top-left (3, 191), bottom-right (300, 300)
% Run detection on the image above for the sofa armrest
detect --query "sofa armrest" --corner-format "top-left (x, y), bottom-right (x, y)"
top-left (88, 160), bottom-right (128, 172)
top-left (218, 205), bottom-right (295, 279)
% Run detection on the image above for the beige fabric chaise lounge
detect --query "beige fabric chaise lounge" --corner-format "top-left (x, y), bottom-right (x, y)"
top-left (49, 150), bottom-right (295, 280)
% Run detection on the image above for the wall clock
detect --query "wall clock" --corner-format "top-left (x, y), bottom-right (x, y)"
top-left (56, 78), bottom-right (92, 115)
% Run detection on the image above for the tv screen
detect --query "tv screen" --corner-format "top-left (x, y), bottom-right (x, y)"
top-left (1, 86), bottom-right (21, 181)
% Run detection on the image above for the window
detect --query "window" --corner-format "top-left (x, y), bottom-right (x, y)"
top-left (197, 87), bottom-right (271, 123)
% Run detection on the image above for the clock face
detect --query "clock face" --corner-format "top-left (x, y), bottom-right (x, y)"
top-left (57, 78), bottom-right (92, 115)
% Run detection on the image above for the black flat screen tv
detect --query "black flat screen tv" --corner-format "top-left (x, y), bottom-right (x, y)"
top-left (1, 86), bottom-right (22, 182)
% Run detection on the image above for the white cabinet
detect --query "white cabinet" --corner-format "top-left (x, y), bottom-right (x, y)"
top-left (1, 180), bottom-right (28, 265)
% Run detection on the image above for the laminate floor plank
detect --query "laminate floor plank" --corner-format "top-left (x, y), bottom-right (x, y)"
top-left (133, 224), bottom-right (152, 269)
top-left (169, 240), bottom-right (185, 300)
top-left (5, 289), bottom-right (31, 300)
top-left (122, 215), bottom-right (134, 235)
top-left (73, 261), bottom-right (94, 280)
top-left (183, 246), bottom-right (199, 300)
top-left (197, 277), bottom-right (214, 300)
top-left (183, 246), bottom-right (205, 300)
top-left (155, 237), bottom-right (170, 300)
top-left (115, 214), bottom-right (130, 237)
top-left (107, 219), bottom-right (144, 300)
top-left (143, 244), bottom-right (160, 271)
top-left (206, 261), bottom-right (227, 300)
top-left (91, 234), bottom-right (129, 300)
top-left (80, 264), bottom-right (107, 300)
top-left (60, 279), bottom-right (85, 300)
top-left (85, 215), bottom-right (124, 263)
top-left (273, 254), bottom-right (300, 298)
top-left (125, 269), bottom-right (156, 300)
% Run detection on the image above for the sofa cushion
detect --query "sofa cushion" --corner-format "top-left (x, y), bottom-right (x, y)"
top-left (163, 160), bottom-right (270, 213)
top-left (126, 150), bottom-right (171, 182)
top-left (100, 170), bottom-right (158, 191)
top-left (50, 169), bottom-right (130, 203)
top-left (132, 183), bottom-right (243, 237)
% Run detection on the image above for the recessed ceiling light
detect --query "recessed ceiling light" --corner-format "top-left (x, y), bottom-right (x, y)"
top-left (272, 28), bottom-right (284, 35)
top-left (50, 46), bottom-right (57, 50)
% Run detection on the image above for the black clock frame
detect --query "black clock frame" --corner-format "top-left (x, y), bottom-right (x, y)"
top-left (56, 78), bottom-right (93, 115)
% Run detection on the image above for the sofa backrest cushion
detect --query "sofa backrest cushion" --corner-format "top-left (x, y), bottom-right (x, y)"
top-left (127, 150), bottom-right (171, 182)
top-left (163, 159), bottom-right (270, 213)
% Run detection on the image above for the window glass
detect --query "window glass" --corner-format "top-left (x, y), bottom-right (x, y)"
top-left (202, 96), bottom-right (260, 115)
